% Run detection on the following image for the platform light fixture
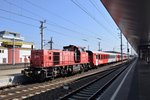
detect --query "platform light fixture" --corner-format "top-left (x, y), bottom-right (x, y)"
top-left (97, 38), bottom-right (101, 51)
top-left (82, 39), bottom-right (89, 50)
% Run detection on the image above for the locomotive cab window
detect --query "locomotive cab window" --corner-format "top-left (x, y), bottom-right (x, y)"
top-left (49, 56), bottom-right (51, 60)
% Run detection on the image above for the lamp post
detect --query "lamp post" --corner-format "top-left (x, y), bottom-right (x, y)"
top-left (12, 37), bottom-right (15, 65)
top-left (118, 29), bottom-right (123, 62)
top-left (97, 38), bottom-right (101, 51)
top-left (82, 39), bottom-right (89, 50)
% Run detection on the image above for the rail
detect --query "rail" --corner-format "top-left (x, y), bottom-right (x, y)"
top-left (59, 60), bottom-right (133, 100)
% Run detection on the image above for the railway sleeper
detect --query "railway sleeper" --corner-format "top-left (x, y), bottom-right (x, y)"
top-left (72, 95), bottom-right (89, 99)
top-left (76, 93), bottom-right (92, 97)
top-left (80, 91), bottom-right (94, 95)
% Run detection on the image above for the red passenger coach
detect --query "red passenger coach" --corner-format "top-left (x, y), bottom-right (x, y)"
top-left (87, 51), bottom-right (110, 67)
top-left (87, 51), bottom-right (125, 67)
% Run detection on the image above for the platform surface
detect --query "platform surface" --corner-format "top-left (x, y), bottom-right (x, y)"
top-left (0, 63), bottom-right (29, 70)
top-left (0, 68), bottom-right (23, 77)
top-left (97, 59), bottom-right (150, 100)
top-left (0, 68), bottom-right (25, 87)
top-left (128, 59), bottom-right (150, 100)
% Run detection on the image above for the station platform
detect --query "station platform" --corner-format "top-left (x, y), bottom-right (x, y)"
top-left (128, 59), bottom-right (150, 100)
top-left (0, 68), bottom-right (28, 87)
top-left (0, 63), bottom-right (29, 70)
top-left (98, 58), bottom-right (150, 100)
top-left (0, 68), bottom-right (23, 77)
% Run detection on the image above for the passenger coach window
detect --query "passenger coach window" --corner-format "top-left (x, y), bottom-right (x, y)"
top-left (96, 55), bottom-right (98, 59)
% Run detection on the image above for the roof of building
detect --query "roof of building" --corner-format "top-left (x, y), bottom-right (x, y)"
top-left (0, 30), bottom-right (24, 41)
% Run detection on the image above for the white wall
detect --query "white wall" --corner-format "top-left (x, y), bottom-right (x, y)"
top-left (0, 42), bottom-right (2, 46)
top-left (22, 44), bottom-right (32, 49)
top-left (0, 49), bottom-right (8, 64)
top-left (19, 50), bottom-right (31, 63)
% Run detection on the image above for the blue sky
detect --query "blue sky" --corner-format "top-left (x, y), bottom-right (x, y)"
top-left (0, 0), bottom-right (134, 54)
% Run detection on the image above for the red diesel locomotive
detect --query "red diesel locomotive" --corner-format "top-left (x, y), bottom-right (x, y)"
top-left (22, 45), bottom-right (127, 81)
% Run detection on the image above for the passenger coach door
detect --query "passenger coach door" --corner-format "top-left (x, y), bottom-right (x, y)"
top-left (96, 55), bottom-right (98, 66)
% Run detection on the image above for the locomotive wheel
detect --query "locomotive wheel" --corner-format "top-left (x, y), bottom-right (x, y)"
top-left (80, 66), bottom-right (84, 73)
top-left (67, 67), bottom-right (73, 76)
top-left (39, 71), bottom-right (46, 82)
top-left (51, 71), bottom-right (55, 80)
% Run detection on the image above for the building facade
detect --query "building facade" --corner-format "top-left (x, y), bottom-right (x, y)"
top-left (0, 31), bottom-right (34, 64)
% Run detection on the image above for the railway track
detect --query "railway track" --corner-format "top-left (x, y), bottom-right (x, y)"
top-left (59, 61), bottom-right (132, 100)
top-left (0, 61), bottom-right (128, 100)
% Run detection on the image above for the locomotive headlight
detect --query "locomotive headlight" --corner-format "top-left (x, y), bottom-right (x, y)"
top-left (29, 71), bottom-right (32, 73)
top-left (37, 71), bottom-right (41, 74)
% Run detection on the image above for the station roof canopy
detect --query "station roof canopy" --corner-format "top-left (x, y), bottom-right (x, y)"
top-left (101, 0), bottom-right (150, 52)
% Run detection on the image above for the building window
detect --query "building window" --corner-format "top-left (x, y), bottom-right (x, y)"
top-left (0, 50), bottom-right (4, 53)
top-left (3, 58), bottom-right (6, 63)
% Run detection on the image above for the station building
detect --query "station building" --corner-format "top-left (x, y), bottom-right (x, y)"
top-left (0, 31), bottom-right (34, 64)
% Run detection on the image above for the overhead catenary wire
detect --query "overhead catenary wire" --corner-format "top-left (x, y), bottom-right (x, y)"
top-left (0, 15), bottom-right (111, 50)
top-left (46, 28), bottom-right (70, 37)
top-left (0, 3), bottom-right (100, 41)
top-left (22, 0), bottom-right (120, 46)
top-left (0, 15), bottom-right (38, 28)
top-left (24, 0), bottom-right (77, 26)
top-left (72, 0), bottom-right (118, 40)
top-left (0, 8), bottom-right (39, 22)
top-left (3, 0), bottom-right (44, 20)
top-left (0, 15), bottom-right (83, 43)
top-left (0, 9), bottom-right (85, 42)
top-left (71, 0), bottom-right (119, 40)
top-left (0, 15), bottom-right (67, 38)
top-left (46, 22), bottom-right (97, 39)
top-left (0, 6), bottom-right (77, 36)
top-left (2, 17), bottom-right (108, 49)
top-left (89, 0), bottom-right (114, 30)
top-left (23, 0), bottom-right (103, 39)
top-left (1, 0), bottom-right (115, 49)
top-left (0, 7), bottom-right (92, 39)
